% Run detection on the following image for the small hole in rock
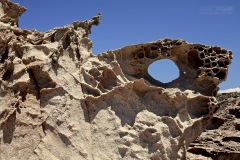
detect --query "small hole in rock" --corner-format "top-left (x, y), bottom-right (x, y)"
top-left (205, 59), bottom-right (210, 63)
top-left (137, 52), bottom-right (145, 59)
top-left (198, 47), bottom-right (204, 51)
top-left (150, 46), bottom-right (158, 50)
top-left (229, 109), bottom-right (240, 118)
top-left (215, 71), bottom-right (226, 79)
top-left (222, 137), bottom-right (240, 143)
top-left (235, 124), bottom-right (240, 131)
top-left (207, 73), bottom-right (212, 76)
top-left (212, 62), bottom-right (217, 67)
top-left (211, 57), bottom-right (215, 61)
top-left (206, 117), bottom-right (224, 130)
top-left (148, 59), bottom-right (179, 83)
top-left (200, 53), bottom-right (205, 59)
top-left (213, 68), bottom-right (219, 73)
top-left (219, 61), bottom-right (225, 67)
top-left (188, 148), bottom-right (212, 157)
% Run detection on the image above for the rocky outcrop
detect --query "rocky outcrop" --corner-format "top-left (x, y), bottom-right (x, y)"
top-left (0, 1), bottom-right (233, 160)
top-left (188, 92), bottom-right (240, 160)
top-left (0, 0), bottom-right (26, 27)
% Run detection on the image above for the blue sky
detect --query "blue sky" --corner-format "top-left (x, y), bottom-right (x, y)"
top-left (12, 0), bottom-right (239, 90)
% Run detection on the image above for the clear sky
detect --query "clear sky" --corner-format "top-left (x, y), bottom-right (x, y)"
top-left (12, 0), bottom-right (239, 90)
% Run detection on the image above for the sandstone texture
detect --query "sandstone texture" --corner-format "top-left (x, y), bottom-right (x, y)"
top-left (0, 1), bottom-right (233, 160)
top-left (188, 92), bottom-right (240, 160)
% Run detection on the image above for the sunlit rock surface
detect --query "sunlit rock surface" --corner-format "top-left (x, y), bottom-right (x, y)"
top-left (0, 1), bottom-right (233, 159)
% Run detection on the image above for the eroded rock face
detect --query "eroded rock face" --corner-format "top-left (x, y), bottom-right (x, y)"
top-left (188, 92), bottom-right (240, 160)
top-left (0, 1), bottom-right (233, 160)
top-left (0, 0), bottom-right (26, 27)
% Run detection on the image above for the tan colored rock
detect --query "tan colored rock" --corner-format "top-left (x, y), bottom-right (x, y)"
top-left (188, 92), bottom-right (240, 160)
top-left (0, 1), bottom-right (232, 160)
top-left (0, 0), bottom-right (26, 27)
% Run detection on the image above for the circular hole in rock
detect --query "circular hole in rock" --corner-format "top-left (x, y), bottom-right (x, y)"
top-left (148, 59), bottom-right (179, 83)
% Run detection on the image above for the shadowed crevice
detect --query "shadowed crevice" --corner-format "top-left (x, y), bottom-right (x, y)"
top-left (3, 111), bottom-right (16, 144)
top-left (27, 68), bottom-right (41, 100)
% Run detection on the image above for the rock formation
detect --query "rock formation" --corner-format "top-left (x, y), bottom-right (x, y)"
top-left (188, 92), bottom-right (240, 160)
top-left (0, 1), bottom-right (233, 159)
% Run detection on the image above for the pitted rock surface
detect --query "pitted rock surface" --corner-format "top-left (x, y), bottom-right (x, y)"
top-left (0, 1), bottom-right (233, 160)
top-left (188, 92), bottom-right (240, 160)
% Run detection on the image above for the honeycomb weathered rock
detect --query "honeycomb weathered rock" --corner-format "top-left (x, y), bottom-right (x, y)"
top-left (0, 1), bottom-right (233, 160)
